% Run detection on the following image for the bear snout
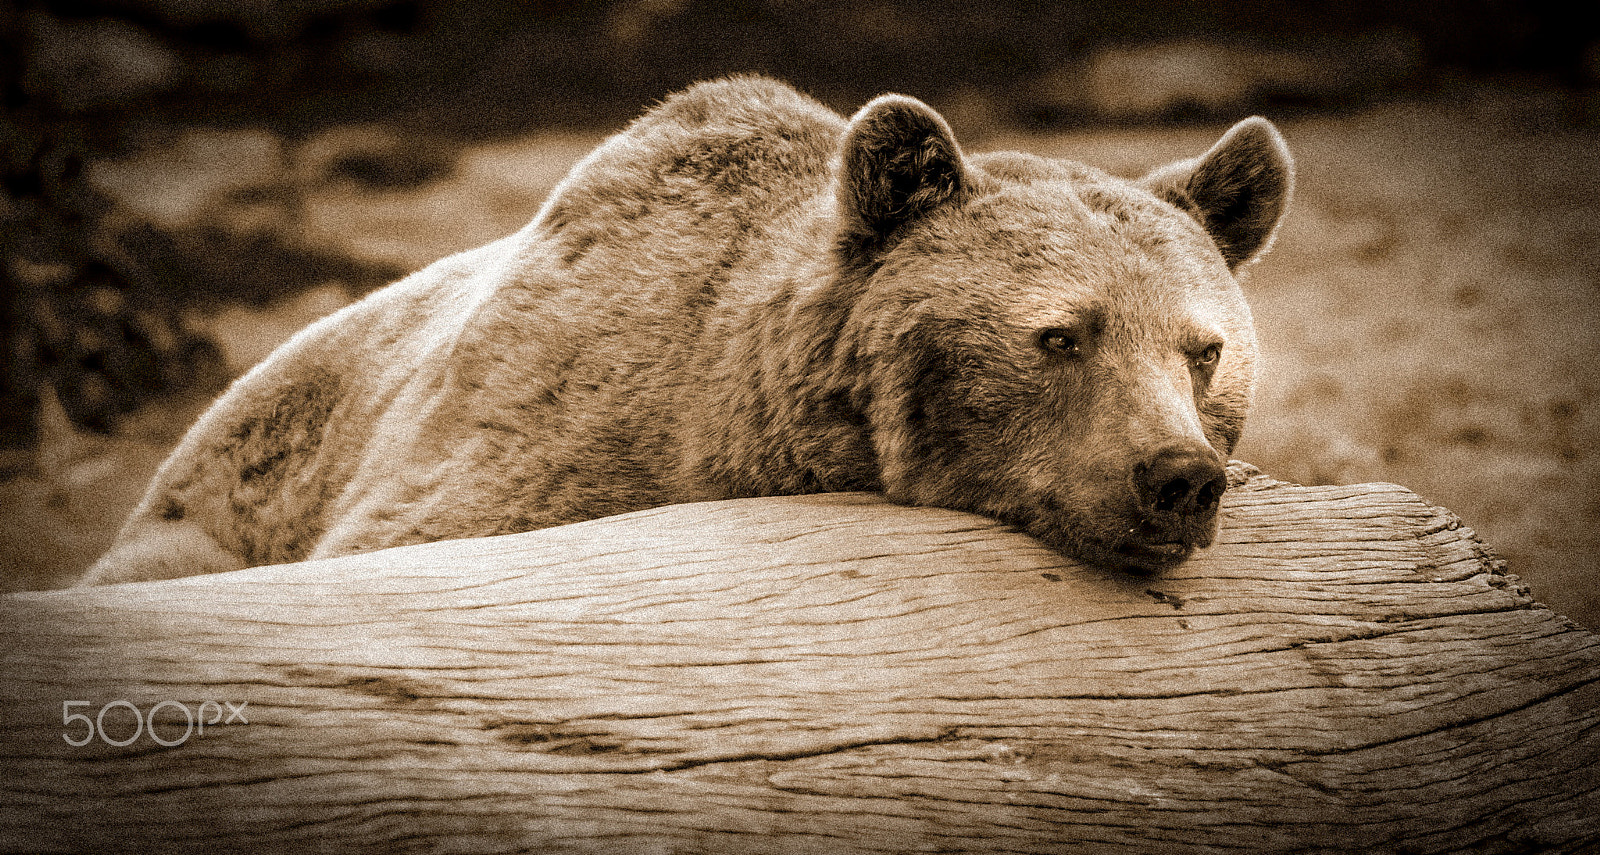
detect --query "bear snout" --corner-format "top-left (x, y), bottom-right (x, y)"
top-left (1103, 442), bottom-right (1227, 569)
top-left (1134, 442), bottom-right (1227, 519)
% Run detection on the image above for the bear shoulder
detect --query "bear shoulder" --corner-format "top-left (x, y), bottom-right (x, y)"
top-left (537, 77), bottom-right (846, 245)
top-left (638, 75), bottom-right (844, 138)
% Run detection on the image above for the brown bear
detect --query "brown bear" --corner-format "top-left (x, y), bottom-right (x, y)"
top-left (81, 75), bottom-right (1292, 586)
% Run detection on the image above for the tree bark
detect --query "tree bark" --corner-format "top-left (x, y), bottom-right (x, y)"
top-left (3, 463), bottom-right (1598, 854)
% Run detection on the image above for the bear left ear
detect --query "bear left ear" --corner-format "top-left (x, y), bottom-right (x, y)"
top-left (837, 94), bottom-right (967, 254)
top-left (1141, 117), bottom-right (1294, 270)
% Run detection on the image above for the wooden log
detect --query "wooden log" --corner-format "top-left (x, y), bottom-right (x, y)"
top-left (3, 463), bottom-right (1598, 854)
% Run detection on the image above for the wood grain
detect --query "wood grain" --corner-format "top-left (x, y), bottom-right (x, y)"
top-left (3, 464), bottom-right (1598, 853)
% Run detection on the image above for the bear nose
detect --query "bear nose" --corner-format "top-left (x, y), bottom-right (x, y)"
top-left (1135, 443), bottom-right (1226, 517)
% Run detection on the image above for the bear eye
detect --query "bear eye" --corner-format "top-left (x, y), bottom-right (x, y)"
top-left (1192, 343), bottom-right (1223, 367)
top-left (1039, 328), bottom-right (1081, 356)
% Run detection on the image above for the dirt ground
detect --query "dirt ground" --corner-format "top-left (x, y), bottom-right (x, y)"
top-left (4, 85), bottom-right (1597, 630)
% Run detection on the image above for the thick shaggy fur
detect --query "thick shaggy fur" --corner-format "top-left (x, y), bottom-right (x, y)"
top-left (84, 76), bottom-right (1292, 585)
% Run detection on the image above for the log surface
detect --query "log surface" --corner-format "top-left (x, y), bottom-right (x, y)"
top-left (3, 464), bottom-right (1599, 854)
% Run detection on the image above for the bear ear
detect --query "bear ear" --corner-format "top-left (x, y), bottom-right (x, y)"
top-left (1141, 117), bottom-right (1294, 270)
top-left (837, 94), bottom-right (967, 253)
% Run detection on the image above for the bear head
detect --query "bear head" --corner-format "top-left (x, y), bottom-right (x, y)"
top-left (832, 95), bottom-right (1292, 572)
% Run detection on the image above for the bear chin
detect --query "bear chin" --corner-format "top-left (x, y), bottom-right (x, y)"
top-left (1075, 535), bottom-right (1204, 575)
top-left (1016, 510), bottom-right (1222, 575)
top-left (1101, 538), bottom-right (1200, 574)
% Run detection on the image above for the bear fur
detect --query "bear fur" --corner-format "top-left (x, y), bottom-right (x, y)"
top-left (82, 76), bottom-right (1292, 586)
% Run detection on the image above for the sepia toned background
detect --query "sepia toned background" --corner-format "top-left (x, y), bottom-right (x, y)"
top-left (3, 1), bottom-right (1598, 630)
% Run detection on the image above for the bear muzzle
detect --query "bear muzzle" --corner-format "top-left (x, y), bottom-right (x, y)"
top-left (1110, 442), bottom-right (1228, 570)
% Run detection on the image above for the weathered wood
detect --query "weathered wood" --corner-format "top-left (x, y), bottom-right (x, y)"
top-left (3, 464), bottom-right (1598, 854)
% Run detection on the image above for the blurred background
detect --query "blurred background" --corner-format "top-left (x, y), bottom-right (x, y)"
top-left (3, 0), bottom-right (1598, 628)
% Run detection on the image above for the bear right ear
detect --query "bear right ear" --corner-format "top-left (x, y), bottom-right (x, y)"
top-left (1141, 117), bottom-right (1294, 270)
top-left (837, 94), bottom-right (967, 255)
